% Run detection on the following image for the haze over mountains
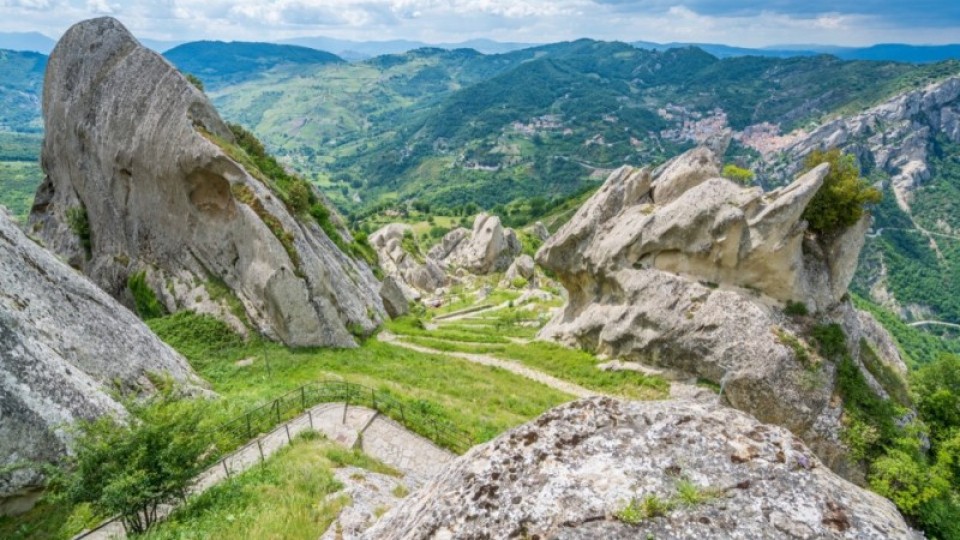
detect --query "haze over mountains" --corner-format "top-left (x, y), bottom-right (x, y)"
top-left (4, 28), bottom-right (960, 64)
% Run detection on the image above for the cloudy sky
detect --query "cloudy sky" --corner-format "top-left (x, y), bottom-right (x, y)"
top-left (3, 0), bottom-right (960, 47)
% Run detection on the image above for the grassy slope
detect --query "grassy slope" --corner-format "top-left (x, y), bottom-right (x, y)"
top-left (140, 433), bottom-right (397, 540)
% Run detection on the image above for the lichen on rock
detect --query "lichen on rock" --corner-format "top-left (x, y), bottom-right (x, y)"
top-left (364, 397), bottom-right (918, 539)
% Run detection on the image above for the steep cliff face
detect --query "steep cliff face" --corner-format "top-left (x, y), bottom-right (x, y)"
top-left (760, 77), bottom-right (960, 324)
top-left (0, 209), bottom-right (202, 510)
top-left (364, 397), bottom-right (916, 539)
top-left (28, 17), bottom-right (384, 348)
top-left (536, 145), bottom-right (907, 478)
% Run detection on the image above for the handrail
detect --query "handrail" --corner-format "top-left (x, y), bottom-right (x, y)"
top-left (206, 380), bottom-right (473, 455)
top-left (73, 380), bottom-right (472, 539)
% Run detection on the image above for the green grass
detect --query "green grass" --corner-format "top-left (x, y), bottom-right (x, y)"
top-left (493, 341), bottom-right (668, 400)
top-left (386, 317), bottom-right (511, 344)
top-left (140, 432), bottom-right (350, 540)
top-left (0, 501), bottom-right (99, 540)
top-left (0, 159), bottom-right (42, 221)
top-left (148, 312), bottom-right (570, 445)
top-left (389, 315), bottom-right (667, 400)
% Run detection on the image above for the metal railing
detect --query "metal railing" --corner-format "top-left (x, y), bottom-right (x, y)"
top-left (207, 379), bottom-right (473, 455)
top-left (73, 380), bottom-right (472, 539)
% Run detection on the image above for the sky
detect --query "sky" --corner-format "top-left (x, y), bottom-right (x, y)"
top-left (3, 0), bottom-right (960, 47)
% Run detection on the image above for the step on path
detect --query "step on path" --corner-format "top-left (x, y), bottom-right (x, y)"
top-left (74, 403), bottom-right (454, 539)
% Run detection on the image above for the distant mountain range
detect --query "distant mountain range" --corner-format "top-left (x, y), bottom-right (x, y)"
top-left (3, 29), bottom-right (960, 64)
top-left (163, 41), bottom-right (344, 89)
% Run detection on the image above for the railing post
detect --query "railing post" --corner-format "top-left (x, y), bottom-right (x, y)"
top-left (275, 400), bottom-right (281, 424)
top-left (285, 423), bottom-right (292, 443)
top-left (301, 386), bottom-right (306, 411)
top-left (308, 409), bottom-right (314, 430)
top-left (257, 439), bottom-right (265, 464)
top-left (371, 389), bottom-right (377, 411)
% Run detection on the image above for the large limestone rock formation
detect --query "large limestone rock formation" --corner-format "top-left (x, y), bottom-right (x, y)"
top-left (429, 214), bottom-right (521, 274)
top-left (0, 209), bottom-right (203, 511)
top-left (364, 397), bottom-right (916, 539)
top-left (370, 223), bottom-right (446, 299)
top-left (28, 17), bottom-right (384, 348)
top-left (537, 145), bottom-right (905, 477)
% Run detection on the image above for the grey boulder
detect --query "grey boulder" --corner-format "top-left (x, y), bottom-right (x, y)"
top-left (364, 397), bottom-right (916, 539)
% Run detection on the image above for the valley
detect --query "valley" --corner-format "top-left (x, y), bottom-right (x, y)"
top-left (1, 14), bottom-right (960, 540)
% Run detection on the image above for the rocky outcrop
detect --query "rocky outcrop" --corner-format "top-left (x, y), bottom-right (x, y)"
top-left (28, 17), bottom-right (384, 348)
top-left (765, 77), bottom-right (960, 214)
top-left (539, 147), bottom-right (866, 312)
top-left (370, 223), bottom-right (446, 299)
top-left (364, 397), bottom-right (915, 539)
top-left (536, 145), bottom-right (900, 477)
top-left (379, 276), bottom-right (409, 319)
top-left (430, 214), bottom-right (521, 274)
top-left (502, 254), bottom-right (536, 287)
top-left (0, 209), bottom-right (203, 510)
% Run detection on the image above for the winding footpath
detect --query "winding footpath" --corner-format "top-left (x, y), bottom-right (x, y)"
top-left (74, 403), bottom-right (453, 539)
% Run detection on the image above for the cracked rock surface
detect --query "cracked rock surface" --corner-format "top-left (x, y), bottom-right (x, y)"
top-left (363, 397), bottom-right (916, 540)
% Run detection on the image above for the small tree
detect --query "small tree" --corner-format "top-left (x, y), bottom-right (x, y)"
top-left (51, 393), bottom-right (211, 535)
top-left (184, 74), bottom-right (204, 92)
top-left (721, 164), bottom-right (754, 184)
top-left (800, 149), bottom-right (881, 236)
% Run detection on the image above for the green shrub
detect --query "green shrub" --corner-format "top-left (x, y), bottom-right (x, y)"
top-left (510, 277), bottom-right (528, 289)
top-left (127, 271), bottom-right (165, 320)
top-left (184, 73), bottom-right (204, 92)
top-left (49, 393), bottom-right (211, 535)
top-left (721, 164), bottom-right (755, 184)
top-left (66, 206), bottom-right (91, 257)
top-left (287, 181), bottom-right (311, 214)
top-left (811, 323), bottom-right (847, 360)
top-left (800, 148), bottom-right (881, 236)
top-left (784, 300), bottom-right (809, 317)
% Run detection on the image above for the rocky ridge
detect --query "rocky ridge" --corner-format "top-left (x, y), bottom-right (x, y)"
top-left (536, 145), bottom-right (907, 478)
top-left (371, 213), bottom-right (527, 307)
top-left (364, 397), bottom-right (916, 539)
top-left (0, 209), bottom-right (203, 510)
top-left (28, 17), bottom-right (384, 347)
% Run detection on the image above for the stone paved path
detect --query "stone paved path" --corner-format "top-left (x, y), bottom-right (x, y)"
top-left (378, 331), bottom-right (595, 399)
top-left (74, 402), bottom-right (454, 539)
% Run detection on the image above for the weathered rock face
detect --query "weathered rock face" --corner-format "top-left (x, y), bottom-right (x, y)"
top-left (431, 214), bottom-right (521, 274)
top-left (28, 17), bottom-right (384, 348)
top-left (370, 223), bottom-right (446, 299)
top-left (539, 147), bottom-right (865, 313)
top-left (766, 77), bottom-right (960, 215)
top-left (0, 209), bottom-right (203, 508)
top-left (379, 276), bottom-right (410, 319)
top-left (536, 145), bottom-right (903, 478)
top-left (503, 254), bottom-right (536, 288)
top-left (364, 397), bottom-right (915, 540)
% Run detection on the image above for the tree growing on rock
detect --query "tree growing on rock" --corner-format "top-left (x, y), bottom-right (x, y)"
top-left (801, 148), bottom-right (882, 236)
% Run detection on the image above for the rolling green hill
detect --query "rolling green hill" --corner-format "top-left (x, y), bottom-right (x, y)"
top-left (209, 39), bottom-right (958, 220)
top-left (163, 41), bottom-right (346, 90)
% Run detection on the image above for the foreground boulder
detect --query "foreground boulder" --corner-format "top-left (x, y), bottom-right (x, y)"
top-left (364, 397), bottom-right (915, 539)
top-left (537, 145), bottom-right (906, 477)
top-left (430, 214), bottom-right (521, 274)
top-left (29, 17), bottom-right (384, 347)
top-left (0, 209), bottom-right (203, 512)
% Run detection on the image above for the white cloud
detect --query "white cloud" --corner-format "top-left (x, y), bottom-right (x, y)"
top-left (0, 0), bottom-right (958, 47)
